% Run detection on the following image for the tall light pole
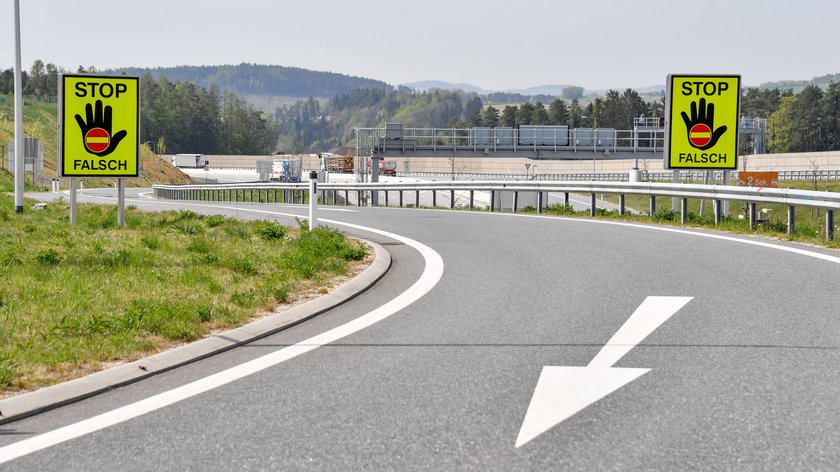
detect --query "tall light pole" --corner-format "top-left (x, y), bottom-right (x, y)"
top-left (13, 0), bottom-right (24, 213)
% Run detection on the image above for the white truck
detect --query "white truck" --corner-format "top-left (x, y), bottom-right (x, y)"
top-left (172, 154), bottom-right (205, 168)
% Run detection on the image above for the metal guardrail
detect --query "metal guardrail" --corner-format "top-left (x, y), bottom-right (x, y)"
top-left (153, 180), bottom-right (839, 240)
top-left (398, 170), bottom-right (840, 182)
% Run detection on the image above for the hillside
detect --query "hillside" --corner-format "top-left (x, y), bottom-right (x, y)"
top-left (0, 94), bottom-right (192, 187)
top-left (757, 73), bottom-right (840, 93)
top-left (112, 63), bottom-right (392, 100)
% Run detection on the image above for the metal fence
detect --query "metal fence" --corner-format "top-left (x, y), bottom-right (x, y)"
top-left (153, 180), bottom-right (840, 240)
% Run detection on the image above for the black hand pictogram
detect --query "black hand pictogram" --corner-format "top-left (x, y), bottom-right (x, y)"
top-left (74, 99), bottom-right (127, 157)
top-left (680, 97), bottom-right (727, 151)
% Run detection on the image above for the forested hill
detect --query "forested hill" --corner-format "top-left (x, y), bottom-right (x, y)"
top-left (110, 63), bottom-right (391, 98)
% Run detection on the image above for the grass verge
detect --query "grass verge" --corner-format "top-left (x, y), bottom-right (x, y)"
top-left (0, 175), bottom-right (367, 395)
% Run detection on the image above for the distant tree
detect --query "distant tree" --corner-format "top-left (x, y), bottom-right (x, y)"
top-left (501, 105), bottom-right (517, 127)
top-left (768, 95), bottom-right (796, 152)
top-left (531, 102), bottom-right (549, 125)
top-left (482, 106), bottom-right (500, 128)
top-left (822, 82), bottom-right (840, 150)
top-left (548, 99), bottom-right (569, 126)
top-left (620, 88), bottom-right (649, 127)
top-left (27, 60), bottom-right (46, 97)
top-left (568, 99), bottom-right (583, 127)
top-left (791, 85), bottom-right (824, 151)
top-left (516, 102), bottom-right (534, 125)
top-left (561, 86), bottom-right (584, 100)
top-left (464, 95), bottom-right (483, 120)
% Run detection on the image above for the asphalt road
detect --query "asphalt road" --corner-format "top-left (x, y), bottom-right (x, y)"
top-left (2, 188), bottom-right (839, 470)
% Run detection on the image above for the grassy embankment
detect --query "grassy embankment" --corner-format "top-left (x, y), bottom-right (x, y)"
top-left (0, 169), bottom-right (368, 395)
top-left (0, 94), bottom-right (192, 188)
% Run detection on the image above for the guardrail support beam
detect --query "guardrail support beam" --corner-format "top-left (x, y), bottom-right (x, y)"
top-left (450, 190), bottom-right (455, 209)
top-left (490, 191), bottom-right (495, 212)
top-left (827, 210), bottom-right (835, 240)
top-left (590, 193), bottom-right (596, 217)
top-left (649, 195), bottom-right (656, 216)
top-left (619, 194), bottom-right (625, 216)
top-left (432, 190), bottom-right (437, 208)
top-left (749, 202), bottom-right (757, 229)
top-left (713, 200), bottom-right (721, 225)
top-left (469, 191), bottom-right (474, 210)
top-left (680, 198), bottom-right (688, 224)
top-left (788, 206), bottom-right (796, 234)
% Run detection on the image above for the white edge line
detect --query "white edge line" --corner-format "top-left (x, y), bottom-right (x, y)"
top-left (0, 203), bottom-right (444, 465)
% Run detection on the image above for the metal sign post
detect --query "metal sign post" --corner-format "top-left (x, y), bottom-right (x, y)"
top-left (69, 178), bottom-right (77, 225)
top-left (117, 179), bottom-right (125, 227)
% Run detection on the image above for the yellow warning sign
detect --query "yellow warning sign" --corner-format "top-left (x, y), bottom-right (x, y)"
top-left (60, 74), bottom-right (139, 177)
top-left (665, 75), bottom-right (740, 169)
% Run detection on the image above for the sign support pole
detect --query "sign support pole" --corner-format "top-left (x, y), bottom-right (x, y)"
top-left (13, 0), bottom-right (24, 213)
top-left (722, 170), bottom-right (730, 217)
top-left (671, 170), bottom-right (680, 211)
top-left (117, 178), bottom-right (126, 227)
top-left (69, 178), bottom-right (77, 225)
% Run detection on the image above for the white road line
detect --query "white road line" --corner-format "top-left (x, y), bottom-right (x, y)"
top-left (483, 211), bottom-right (840, 266)
top-left (587, 296), bottom-right (693, 368)
top-left (0, 204), bottom-right (444, 465)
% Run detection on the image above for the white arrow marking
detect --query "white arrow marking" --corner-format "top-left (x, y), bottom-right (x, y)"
top-left (515, 296), bottom-right (692, 448)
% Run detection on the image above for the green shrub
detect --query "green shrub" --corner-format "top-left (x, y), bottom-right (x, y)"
top-left (187, 238), bottom-right (212, 254)
top-left (140, 235), bottom-right (160, 250)
top-left (0, 352), bottom-right (17, 387)
top-left (36, 248), bottom-right (62, 265)
top-left (206, 214), bottom-right (225, 228)
top-left (254, 220), bottom-right (287, 240)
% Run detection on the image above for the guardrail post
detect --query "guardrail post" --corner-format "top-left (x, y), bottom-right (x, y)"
top-left (537, 192), bottom-right (543, 214)
top-left (564, 192), bottom-right (570, 207)
top-left (619, 194), bottom-right (625, 216)
top-left (384, 190), bottom-right (389, 207)
top-left (514, 192), bottom-right (519, 212)
top-left (432, 190), bottom-right (437, 208)
top-left (469, 191), bottom-right (474, 210)
top-left (344, 190), bottom-right (349, 206)
top-left (749, 202), bottom-right (757, 229)
top-left (827, 210), bottom-right (835, 240)
top-left (450, 190), bottom-right (455, 209)
top-left (713, 200), bottom-right (721, 225)
top-left (309, 171), bottom-right (318, 229)
top-left (399, 191), bottom-right (403, 208)
top-left (649, 195), bottom-right (656, 216)
top-left (416, 190), bottom-right (420, 207)
top-left (590, 193), bottom-right (596, 217)
top-left (490, 191), bottom-right (495, 212)
top-left (357, 191), bottom-right (362, 207)
top-left (680, 198), bottom-right (688, 224)
top-left (787, 206), bottom-right (796, 234)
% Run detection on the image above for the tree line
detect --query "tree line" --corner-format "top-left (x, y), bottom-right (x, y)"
top-left (0, 60), bottom-right (278, 155)
top-left (741, 84), bottom-right (840, 153)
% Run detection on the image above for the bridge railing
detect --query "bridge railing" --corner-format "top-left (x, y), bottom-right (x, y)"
top-left (358, 126), bottom-right (667, 153)
top-left (153, 180), bottom-right (839, 240)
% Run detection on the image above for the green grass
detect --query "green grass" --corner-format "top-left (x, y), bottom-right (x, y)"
top-left (0, 171), bottom-right (367, 393)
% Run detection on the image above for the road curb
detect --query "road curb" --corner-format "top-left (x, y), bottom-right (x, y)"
top-left (0, 240), bottom-right (391, 425)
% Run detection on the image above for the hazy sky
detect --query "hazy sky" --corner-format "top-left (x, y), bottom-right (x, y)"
top-left (2, 0), bottom-right (839, 90)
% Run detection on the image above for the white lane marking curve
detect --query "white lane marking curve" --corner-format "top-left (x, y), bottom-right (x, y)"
top-left (0, 202), bottom-right (444, 465)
